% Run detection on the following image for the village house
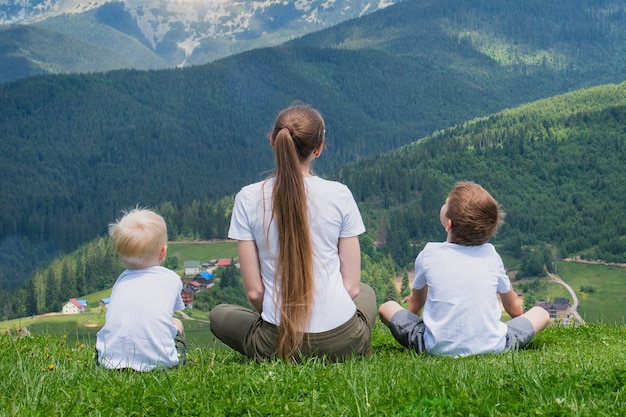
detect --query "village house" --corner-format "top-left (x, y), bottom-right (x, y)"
top-left (192, 271), bottom-right (215, 289)
top-left (536, 298), bottom-right (571, 324)
top-left (184, 260), bottom-right (201, 275)
top-left (187, 280), bottom-right (202, 291)
top-left (216, 258), bottom-right (234, 267)
top-left (62, 298), bottom-right (87, 314)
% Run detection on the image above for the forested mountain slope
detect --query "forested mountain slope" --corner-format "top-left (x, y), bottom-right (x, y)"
top-left (291, 0), bottom-right (626, 89)
top-left (1, 0), bottom-right (626, 288)
top-left (3, 82), bottom-right (625, 320)
top-left (0, 22), bottom-right (168, 82)
top-left (336, 82), bottom-right (626, 266)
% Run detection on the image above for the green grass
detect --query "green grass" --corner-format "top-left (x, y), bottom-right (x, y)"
top-left (513, 278), bottom-right (572, 305)
top-left (167, 241), bottom-right (237, 264)
top-left (1, 311), bottom-right (104, 339)
top-left (1, 324), bottom-right (625, 416)
top-left (2, 243), bottom-right (624, 414)
top-left (539, 281), bottom-right (572, 302)
top-left (557, 261), bottom-right (626, 324)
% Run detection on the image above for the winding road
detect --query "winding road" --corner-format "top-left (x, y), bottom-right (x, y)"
top-left (546, 271), bottom-right (585, 325)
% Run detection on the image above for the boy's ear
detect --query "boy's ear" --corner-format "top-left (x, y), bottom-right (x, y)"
top-left (159, 245), bottom-right (168, 262)
top-left (445, 219), bottom-right (453, 232)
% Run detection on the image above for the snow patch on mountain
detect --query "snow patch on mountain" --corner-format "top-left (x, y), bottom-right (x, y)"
top-left (1, 0), bottom-right (402, 65)
top-left (0, 0), bottom-right (109, 24)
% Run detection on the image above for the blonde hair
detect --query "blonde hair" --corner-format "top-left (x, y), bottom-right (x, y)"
top-left (269, 105), bottom-right (325, 360)
top-left (108, 208), bottom-right (167, 269)
top-left (446, 181), bottom-right (505, 246)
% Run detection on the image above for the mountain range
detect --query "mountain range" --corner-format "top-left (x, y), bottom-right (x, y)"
top-left (0, 0), bottom-right (402, 82)
top-left (1, 0), bottom-right (626, 289)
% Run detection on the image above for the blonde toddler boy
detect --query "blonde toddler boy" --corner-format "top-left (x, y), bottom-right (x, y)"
top-left (95, 208), bottom-right (186, 371)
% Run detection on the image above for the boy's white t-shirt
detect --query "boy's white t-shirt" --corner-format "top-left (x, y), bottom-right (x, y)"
top-left (228, 176), bottom-right (365, 333)
top-left (96, 266), bottom-right (184, 371)
top-left (412, 242), bottom-right (511, 356)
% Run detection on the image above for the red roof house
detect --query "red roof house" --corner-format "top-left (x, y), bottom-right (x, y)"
top-left (216, 258), bottom-right (233, 267)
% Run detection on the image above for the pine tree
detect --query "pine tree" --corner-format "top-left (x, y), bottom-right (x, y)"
top-left (384, 278), bottom-right (400, 303)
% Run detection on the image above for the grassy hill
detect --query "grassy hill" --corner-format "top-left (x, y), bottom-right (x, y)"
top-left (2, 324), bottom-right (624, 415)
top-left (166, 241), bottom-right (238, 268)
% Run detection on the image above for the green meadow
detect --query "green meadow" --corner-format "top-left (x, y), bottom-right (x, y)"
top-left (2, 242), bottom-right (626, 415)
top-left (1, 324), bottom-right (625, 416)
top-left (556, 261), bottom-right (626, 325)
top-left (167, 240), bottom-right (238, 270)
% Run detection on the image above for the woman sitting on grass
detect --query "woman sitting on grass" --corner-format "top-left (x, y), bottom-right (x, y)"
top-left (209, 104), bottom-right (377, 362)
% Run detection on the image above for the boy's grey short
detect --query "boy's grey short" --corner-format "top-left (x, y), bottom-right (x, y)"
top-left (387, 310), bottom-right (536, 354)
top-left (387, 310), bottom-right (427, 353)
top-left (502, 315), bottom-right (535, 351)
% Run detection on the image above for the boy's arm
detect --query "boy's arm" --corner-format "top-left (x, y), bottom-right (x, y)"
top-left (499, 287), bottom-right (523, 318)
top-left (408, 286), bottom-right (428, 315)
top-left (238, 240), bottom-right (265, 313)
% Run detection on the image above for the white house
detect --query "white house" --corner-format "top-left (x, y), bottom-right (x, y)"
top-left (62, 298), bottom-right (87, 314)
top-left (184, 260), bottom-right (201, 275)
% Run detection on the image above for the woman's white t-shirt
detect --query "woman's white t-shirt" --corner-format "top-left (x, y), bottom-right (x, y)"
top-left (228, 176), bottom-right (365, 333)
top-left (412, 242), bottom-right (511, 356)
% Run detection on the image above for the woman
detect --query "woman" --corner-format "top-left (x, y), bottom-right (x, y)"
top-left (210, 104), bottom-right (376, 361)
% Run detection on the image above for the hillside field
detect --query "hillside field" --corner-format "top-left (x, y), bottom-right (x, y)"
top-left (167, 240), bottom-right (238, 270)
top-left (556, 261), bottom-right (626, 324)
